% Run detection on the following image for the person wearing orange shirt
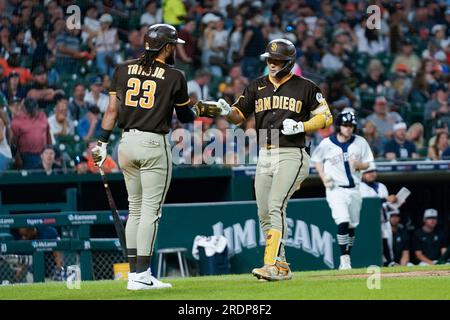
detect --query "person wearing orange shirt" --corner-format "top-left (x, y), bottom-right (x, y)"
top-left (85, 139), bottom-right (118, 173)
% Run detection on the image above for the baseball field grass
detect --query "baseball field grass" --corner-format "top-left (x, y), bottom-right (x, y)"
top-left (0, 265), bottom-right (449, 300)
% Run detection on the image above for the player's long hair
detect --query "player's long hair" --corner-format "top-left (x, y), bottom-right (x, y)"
top-left (138, 50), bottom-right (159, 73)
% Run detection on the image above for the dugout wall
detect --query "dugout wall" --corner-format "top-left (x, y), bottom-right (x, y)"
top-left (157, 198), bottom-right (381, 273)
top-left (0, 198), bottom-right (381, 282)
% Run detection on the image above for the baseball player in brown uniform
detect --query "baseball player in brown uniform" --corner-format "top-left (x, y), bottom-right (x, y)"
top-left (92, 24), bottom-right (221, 290)
top-left (215, 39), bottom-right (333, 281)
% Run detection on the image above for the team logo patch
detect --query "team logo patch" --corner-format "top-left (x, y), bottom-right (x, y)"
top-left (271, 42), bottom-right (277, 51)
top-left (316, 92), bottom-right (325, 103)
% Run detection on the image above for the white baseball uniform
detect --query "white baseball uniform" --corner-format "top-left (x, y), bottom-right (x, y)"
top-left (360, 180), bottom-right (393, 261)
top-left (311, 134), bottom-right (374, 228)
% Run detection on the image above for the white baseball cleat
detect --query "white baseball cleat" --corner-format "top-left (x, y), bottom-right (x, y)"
top-left (127, 272), bottom-right (136, 290)
top-left (339, 254), bottom-right (352, 270)
top-left (128, 269), bottom-right (172, 290)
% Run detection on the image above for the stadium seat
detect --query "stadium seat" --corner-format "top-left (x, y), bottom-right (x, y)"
top-left (355, 53), bottom-right (370, 77)
top-left (406, 102), bottom-right (425, 124)
top-left (418, 147), bottom-right (428, 158)
top-left (358, 90), bottom-right (377, 116)
top-left (376, 52), bottom-right (393, 70)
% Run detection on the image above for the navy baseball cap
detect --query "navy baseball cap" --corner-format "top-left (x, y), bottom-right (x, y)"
top-left (431, 82), bottom-right (448, 93)
top-left (402, 38), bottom-right (413, 46)
top-left (87, 104), bottom-right (101, 114)
top-left (90, 76), bottom-right (102, 85)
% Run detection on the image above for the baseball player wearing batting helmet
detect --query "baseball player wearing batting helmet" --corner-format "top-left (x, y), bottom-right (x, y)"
top-left (360, 163), bottom-right (403, 266)
top-left (214, 38), bottom-right (333, 281)
top-left (311, 111), bottom-right (374, 269)
top-left (92, 24), bottom-right (222, 290)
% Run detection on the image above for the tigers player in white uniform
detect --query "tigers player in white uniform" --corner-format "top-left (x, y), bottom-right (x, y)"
top-left (311, 111), bottom-right (374, 269)
top-left (360, 163), bottom-right (398, 265)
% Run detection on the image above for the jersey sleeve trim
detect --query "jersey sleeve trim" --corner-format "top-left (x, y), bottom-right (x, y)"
top-left (231, 95), bottom-right (247, 120)
top-left (175, 98), bottom-right (191, 106)
top-left (231, 95), bottom-right (245, 107)
top-left (109, 91), bottom-right (117, 95)
top-left (232, 106), bottom-right (246, 120)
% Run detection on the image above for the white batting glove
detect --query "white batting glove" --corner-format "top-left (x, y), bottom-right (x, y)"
top-left (92, 141), bottom-right (108, 167)
top-left (218, 98), bottom-right (232, 116)
top-left (323, 175), bottom-right (334, 189)
top-left (281, 119), bottom-right (304, 135)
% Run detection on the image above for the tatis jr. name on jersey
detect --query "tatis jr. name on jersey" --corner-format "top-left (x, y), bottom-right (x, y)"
top-left (255, 96), bottom-right (303, 114)
top-left (127, 64), bottom-right (165, 79)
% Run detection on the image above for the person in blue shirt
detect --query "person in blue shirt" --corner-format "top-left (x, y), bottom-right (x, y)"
top-left (383, 122), bottom-right (419, 160)
top-left (11, 226), bottom-right (66, 282)
top-left (76, 104), bottom-right (102, 142)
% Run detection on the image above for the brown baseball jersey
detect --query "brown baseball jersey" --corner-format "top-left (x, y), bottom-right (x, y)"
top-left (109, 58), bottom-right (190, 134)
top-left (233, 74), bottom-right (324, 148)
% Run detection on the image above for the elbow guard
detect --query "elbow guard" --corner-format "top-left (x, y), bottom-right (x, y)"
top-left (303, 104), bottom-right (333, 132)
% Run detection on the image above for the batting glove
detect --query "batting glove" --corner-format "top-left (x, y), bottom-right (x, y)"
top-left (218, 98), bottom-right (232, 116)
top-left (193, 100), bottom-right (222, 117)
top-left (281, 119), bottom-right (304, 135)
top-left (92, 141), bottom-right (108, 167)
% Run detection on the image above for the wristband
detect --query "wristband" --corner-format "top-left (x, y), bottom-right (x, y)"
top-left (98, 129), bottom-right (112, 143)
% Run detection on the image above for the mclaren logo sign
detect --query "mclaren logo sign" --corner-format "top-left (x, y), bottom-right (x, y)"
top-left (212, 218), bottom-right (335, 269)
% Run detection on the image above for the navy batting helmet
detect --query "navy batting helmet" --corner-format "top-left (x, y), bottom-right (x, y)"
top-left (144, 24), bottom-right (185, 52)
top-left (335, 111), bottom-right (357, 131)
top-left (260, 39), bottom-right (296, 79)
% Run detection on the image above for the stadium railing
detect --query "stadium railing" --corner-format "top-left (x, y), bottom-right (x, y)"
top-left (0, 211), bottom-right (127, 283)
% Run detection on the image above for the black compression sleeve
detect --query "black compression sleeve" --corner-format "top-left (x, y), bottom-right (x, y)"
top-left (175, 106), bottom-right (197, 123)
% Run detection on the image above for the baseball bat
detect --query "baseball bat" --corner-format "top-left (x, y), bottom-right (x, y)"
top-left (99, 167), bottom-right (127, 258)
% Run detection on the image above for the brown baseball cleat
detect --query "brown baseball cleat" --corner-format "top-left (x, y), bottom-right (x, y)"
top-left (252, 260), bottom-right (292, 281)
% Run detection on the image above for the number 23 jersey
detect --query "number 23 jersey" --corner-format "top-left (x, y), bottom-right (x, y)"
top-left (109, 59), bottom-right (190, 134)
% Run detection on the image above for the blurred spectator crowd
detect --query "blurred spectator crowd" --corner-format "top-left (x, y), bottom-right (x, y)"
top-left (0, 0), bottom-right (450, 174)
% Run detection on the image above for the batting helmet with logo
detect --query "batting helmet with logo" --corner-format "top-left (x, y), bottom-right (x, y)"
top-left (335, 111), bottom-right (358, 132)
top-left (143, 24), bottom-right (185, 52)
top-left (260, 39), bottom-right (296, 78)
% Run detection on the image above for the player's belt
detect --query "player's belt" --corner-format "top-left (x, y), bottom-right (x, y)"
top-left (123, 128), bottom-right (143, 133)
top-left (262, 144), bottom-right (305, 150)
top-left (123, 128), bottom-right (165, 136)
top-left (338, 184), bottom-right (356, 189)
top-left (262, 144), bottom-right (278, 149)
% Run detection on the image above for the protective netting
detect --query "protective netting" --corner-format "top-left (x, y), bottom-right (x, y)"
top-left (0, 250), bottom-right (125, 284)
top-left (0, 254), bottom-right (34, 284)
top-left (92, 251), bottom-right (127, 280)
